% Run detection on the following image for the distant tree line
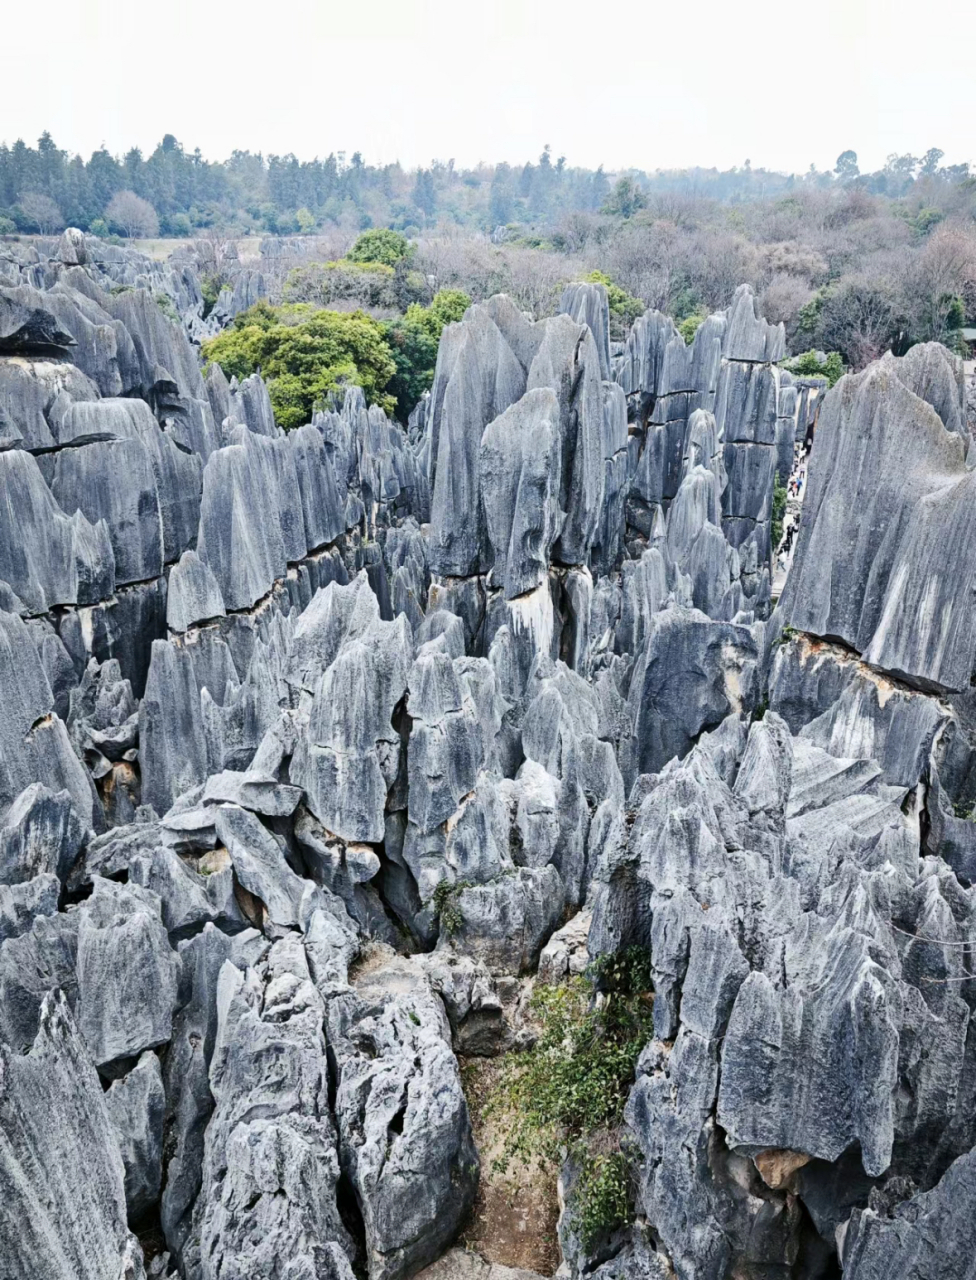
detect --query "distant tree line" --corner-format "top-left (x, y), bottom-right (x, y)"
top-left (1, 131), bottom-right (972, 241)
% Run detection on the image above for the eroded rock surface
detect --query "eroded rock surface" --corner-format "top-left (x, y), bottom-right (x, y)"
top-left (2, 238), bottom-right (976, 1280)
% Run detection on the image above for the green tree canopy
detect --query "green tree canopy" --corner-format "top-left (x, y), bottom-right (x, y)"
top-left (834, 150), bottom-right (860, 181)
top-left (346, 227), bottom-right (411, 267)
top-left (202, 301), bottom-right (396, 430)
top-left (382, 288), bottom-right (471, 421)
top-left (601, 176), bottom-right (646, 219)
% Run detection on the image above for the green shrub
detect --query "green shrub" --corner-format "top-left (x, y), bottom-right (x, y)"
top-left (421, 287), bottom-right (471, 333)
top-left (944, 294), bottom-right (966, 331)
top-left (586, 945), bottom-right (653, 995)
top-left (601, 176), bottom-right (646, 219)
top-left (678, 313), bottom-right (707, 345)
top-left (782, 349), bottom-right (845, 387)
top-left (484, 947), bottom-right (652, 1245)
top-left (200, 273), bottom-right (225, 319)
top-left (347, 227), bottom-right (411, 267)
top-left (430, 880), bottom-right (471, 937)
top-left (487, 981), bottom-right (647, 1164)
top-left (0, 214), bottom-right (16, 235)
top-left (284, 259), bottom-right (397, 309)
top-left (913, 207), bottom-right (944, 235)
top-left (582, 270), bottom-right (645, 339)
top-left (201, 301), bottom-right (396, 430)
top-left (154, 291), bottom-right (179, 322)
top-left (88, 217), bottom-right (109, 237)
top-left (573, 1152), bottom-right (634, 1250)
top-left (382, 288), bottom-right (472, 421)
top-left (383, 320), bottom-right (439, 423)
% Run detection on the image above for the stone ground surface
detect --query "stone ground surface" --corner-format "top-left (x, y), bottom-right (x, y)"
top-left (458, 1055), bottom-right (561, 1277)
top-left (416, 1248), bottom-right (548, 1280)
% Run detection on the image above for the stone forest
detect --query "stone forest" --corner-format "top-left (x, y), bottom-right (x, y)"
top-left (2, 223), bottom-right (976, 1280)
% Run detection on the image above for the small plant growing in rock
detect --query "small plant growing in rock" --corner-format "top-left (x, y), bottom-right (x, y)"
top-left (431, 880), bottom-right (471, 938)
top-left (572, 1151), bottom-right (634, 1249)
top-left (154, 291), bottom-right (178, 323)
top-left (484, 945), bottom-right (653, 1248)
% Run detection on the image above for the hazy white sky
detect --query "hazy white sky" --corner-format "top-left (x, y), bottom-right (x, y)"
top-left (3, 0), bottom-right (974, 174)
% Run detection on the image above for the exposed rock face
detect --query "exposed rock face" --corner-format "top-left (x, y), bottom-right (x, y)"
top-left (480, 387), bottom-right (563, 599)
top-left (194, 934), bottom-right (356, 1280)
top-left (4, 236), bottom-right (976, 1280)
top-left (782, 346), bottom-right (975, 693)
top-left (104, 1049), bottom-right (166, 1219)
top-left (842, 1149), bottom-right (976, 1278)
top-left (76, 878), bottom-right (179, 1072)
top-left (328, 951), bottom-right (478, 1280)
top-left (0, 990), bottom-right (145, 1280)
top-left (590, 712), bottom-right (976, 1277)
top-left (613, 284), bottom-right (788, 605)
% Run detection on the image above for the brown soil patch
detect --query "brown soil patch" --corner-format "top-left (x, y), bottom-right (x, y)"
top-left (459, 1057), bottom-right (560, 1277)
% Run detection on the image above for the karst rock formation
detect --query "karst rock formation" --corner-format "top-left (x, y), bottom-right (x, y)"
top-left (1, 229), bottom-right (975, 1280)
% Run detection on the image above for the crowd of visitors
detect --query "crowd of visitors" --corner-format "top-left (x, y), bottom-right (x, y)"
top-left (774, 442), bottom-right (811, 582)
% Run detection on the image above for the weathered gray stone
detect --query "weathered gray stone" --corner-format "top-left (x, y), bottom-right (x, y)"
top-left (447, 865), bottom-right (565, 975)
top-left (328, 951), bottom-right (478, 1279)
top-left (428, 300), bottom-right (527, 576)
top-left (160, 925), bottom-right (263, 1264)
top-left (783, 355), bottom-right (974, 693)
top-left (559, 280), bottom-right (611, 379)
top-left (196, 935), bottom-right (356, 1280)
top-left (49, 436), bottom-right (164, 586)
top-left (0, 871), bottom-right (60, 942)
top-left (415, 1250), bottom-right (547, 1280)
top-left (0, 608), bottom-right (97, 827)
top-left (480, 388), bottom-right (563, 599)
top-left (842, 1148), bottom-right (976, 1279)
top-left (166, 549), bottom-right (226, 632)
top-left (291, 585), bottom-right (411, 843)
top-left (0, 449), bottom-right (114, 613)
top-left (0, 990), bottom-right (145, 1280)
top-left (0, 784), bottom-right (84, 884)
top-left (0, 353), bottom-right (98, 450)
top-left (0, 282), bottom-right (76, 351)
top-left (625, 607), bottom-right (760, 778)
top-left (76, 878), bottom-right (179, 1072)
top-left (104, 1049), bottom-right (166, 1220)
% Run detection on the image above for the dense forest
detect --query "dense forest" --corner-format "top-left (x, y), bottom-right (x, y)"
top-left (0, 132), bottom-right (971, 237)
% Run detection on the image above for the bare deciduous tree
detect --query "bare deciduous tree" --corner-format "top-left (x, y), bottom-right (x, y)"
top-left (816, 276), bottom-right (902, 369)
top-left (903, 224), bottom-right (976, 344)
top-left (19, 191), bottom-right (63, 235)
top-left (105, 190), bottom-right (159, 240)
top-left (761, 274), bottom-right (816, 332)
